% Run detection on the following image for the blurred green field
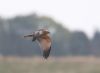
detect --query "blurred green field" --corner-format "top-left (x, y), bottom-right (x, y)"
top-left (0, 56), bottom-right (100, 73)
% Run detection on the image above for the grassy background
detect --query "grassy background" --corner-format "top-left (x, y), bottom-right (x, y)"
top-left (0, 56), bottom-right (100, 73)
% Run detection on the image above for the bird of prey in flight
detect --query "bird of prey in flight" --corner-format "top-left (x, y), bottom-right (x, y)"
top-left (24, 28), bottom-right (51, 59)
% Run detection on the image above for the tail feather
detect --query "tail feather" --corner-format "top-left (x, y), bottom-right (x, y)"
top-left (43, 46), bottom-right (51, 59)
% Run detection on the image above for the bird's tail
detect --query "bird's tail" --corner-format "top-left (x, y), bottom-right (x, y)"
top-left (43, 46), bottom-right (51, 59)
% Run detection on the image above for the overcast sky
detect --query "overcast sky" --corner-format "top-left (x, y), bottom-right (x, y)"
top-left (0, 0), bottom-right (100, 38)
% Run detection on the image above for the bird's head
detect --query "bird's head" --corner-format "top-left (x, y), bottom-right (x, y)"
top-left (38, 29), bottom-right (50, 36)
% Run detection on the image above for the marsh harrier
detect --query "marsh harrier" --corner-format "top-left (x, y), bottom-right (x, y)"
top-left (24, 28), bottom-right (51, 59)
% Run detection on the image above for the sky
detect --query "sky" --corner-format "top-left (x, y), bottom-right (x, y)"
top-left (0, 0), bottom-right (100, 38)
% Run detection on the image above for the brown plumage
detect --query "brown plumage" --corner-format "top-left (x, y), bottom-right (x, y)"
top-left (24, 28), bottom-right (51, 59)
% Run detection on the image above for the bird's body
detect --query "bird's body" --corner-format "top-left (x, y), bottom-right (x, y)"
top-left (24, 28), bottom-right (51, 59)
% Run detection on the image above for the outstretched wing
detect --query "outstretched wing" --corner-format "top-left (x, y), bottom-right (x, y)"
top-left (24, 34), bottom-right (33, 37)
top-left (37, 34), bottom-right (51, 59)
top-left (24, 32), bottom-right (36, 41)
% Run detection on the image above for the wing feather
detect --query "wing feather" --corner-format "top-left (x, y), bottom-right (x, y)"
top-left (37, 34), bottom-right (51, 59)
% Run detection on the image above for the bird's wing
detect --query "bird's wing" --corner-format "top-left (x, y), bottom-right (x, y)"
top-left (24, 35), bottom-right (33, 37)
top-left (37, 34), bottom-right (51, 59)
top-left (24, 32), bottom-right (36, 37)
top-left (24, 32), bottom-right (36, 41)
